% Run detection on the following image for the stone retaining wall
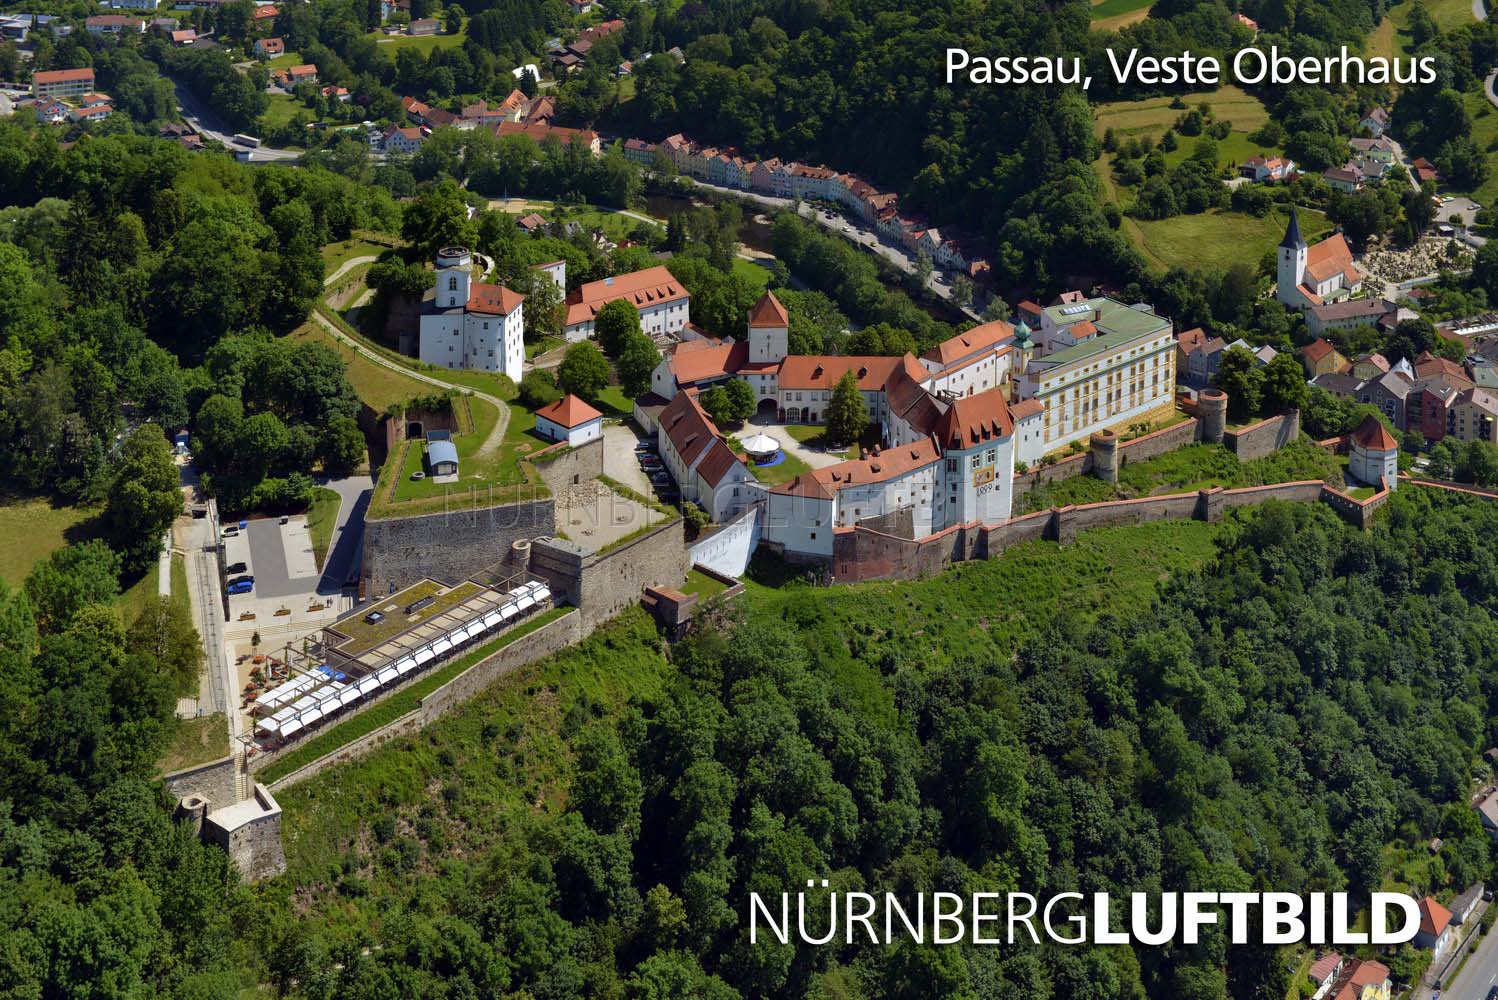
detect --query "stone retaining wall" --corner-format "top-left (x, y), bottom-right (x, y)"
top-left (533, 437), bottom-right (604, 494)
top-left (162, 754), bottom-right (238, 808)
top-left (1225, 410), bottom-right (1300, 461)
top-left (362, 495), bottom-right (554, 595)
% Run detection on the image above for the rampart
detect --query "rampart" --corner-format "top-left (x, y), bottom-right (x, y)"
top-left (362, 494), bottom-right (554, 595)
top-left (532, 437), bottom-right (605, 493)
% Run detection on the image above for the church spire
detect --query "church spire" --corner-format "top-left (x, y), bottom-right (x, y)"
top-left (1279, 207), bottom-right (1306, 250)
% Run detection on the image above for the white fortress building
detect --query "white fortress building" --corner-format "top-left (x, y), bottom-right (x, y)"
top-left (418, 247), bottom-right (525, 379)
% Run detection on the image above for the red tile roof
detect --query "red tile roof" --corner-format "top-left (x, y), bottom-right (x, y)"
top-left (771, 438), bottom-right (942, 499)
top-left (564, 266), bottom-right (688, 328)
top-left (1011, 398), bottom-right (1044, 420)
top-left (1177, 327), bottom-right (1208, 354)
top-left (924, 320), bottom-right (1013, 367)
top-left (932, 387), bottom-right (1014, 450)
top-left (467, 282), bottom-right (524, 315)
top-left (1304, 233), bottom-right (1357, 285)
top-left (1306, 953), bottom-right (1341, 983)
top-left (660, 391), bottom-right (722, 469)
top-left (34, 68), bottom-right (95, 84)
top-left (776, 355), bottom-right (903, 392)
top-left (1302, 338), bottom-right (1337, 363)
top-left (747, 291), bottom-right (789, 328)
top-left (1418, 897), bottom-right (1452, 938)
top-left (695, 438), bottom-right (745, 488)
top-left (669, 339), bottom-right (748, 387)
top-left (535, 393), bottom-right (602, 428)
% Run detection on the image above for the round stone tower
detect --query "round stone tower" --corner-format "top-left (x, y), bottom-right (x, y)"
top-left (1090, 428), bottom-right (1120, 484)
top-left (1198, 388), bottom-right (1228, 445)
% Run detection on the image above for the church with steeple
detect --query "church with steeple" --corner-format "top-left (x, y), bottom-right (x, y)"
top-left (1275, 208), bottom-right (1365, 310)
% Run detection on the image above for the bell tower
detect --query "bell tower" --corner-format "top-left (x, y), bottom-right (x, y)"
top-left (1276, 209), bottom-right (1307, 305)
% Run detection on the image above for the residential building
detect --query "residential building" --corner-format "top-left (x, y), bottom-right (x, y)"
top-left (1176, 327), bottom-right (1208, 377)
top-left (1310, 372), bottom-right (1364, 401)
top-left (32, 67), bottom-right (95, 99)
top-left (417, 246), bottom-right (526, 380)
top-left (273, 64), bottom-right (318, 88)
top-left (534, 394), bottom-right (603, 448)
top-left (32, 99), bottom-right (67, 123)
top-left (1183, 334), bottom-right (1227, 387)
top-left (1277, 210), bottom-right (1364, 309)
top-left (1233, 11), bottom-right (1258, 31)
top-left (1351, 352), bottom-right (1390, 380)
top-left (1476, 788), bottom-right (1498, 839)
top-left (1450, 387), bottom-right (1498, 443)
top-left (407, 17), bottom-right (438, 34)
top-left (1360, 107), bottom-right (1390, 136)
top-left (1410, 374), bottom-right (1465, 442)
top-left (1320, 958), bottom-right (1391, 1000)
top-left (1307, 297), bottom-right (1394, 337)
top-left (69, 104), bottom-right (113, 123)
top-left (170, 27), bottom-right (196, 44)
top-left (1019, 296), bottom-right (1177, 451)
top-left (1358, 370), bottom-right (1413, 429)
top-left (495, 120), bottom-right (601, 155)
top-left (252, 4), bottom-right (278, 19)
top-left (1349, 135), bottom-right (1397, 163)
top-left (108, 0), bottom-right (160, 10)
top-left (1306, 953), bottom-right (1343, 1000)
top-left (85, 14), bottom-right (145, 34)
top-left (563, 266), bottom-right (690, 341)
top-left (622, 137), bottom-right (657, 165)
top-left (517, 213), bottom-right (546, 233)
top-left (1239, 155), bottom-right (1294, 182)
top-left (321, 84), bottom-right (350, 102)
top-left (1411, 157), bottom-right (1442, 185)
top-left (382, 124), bottom-right (424, 154)
top-left (1301, 338), bottom-right (1346, 377)
top-left (1414, 897), bottom-right (1454, 962)
top-left (254, 35), bottom-right (283, 57)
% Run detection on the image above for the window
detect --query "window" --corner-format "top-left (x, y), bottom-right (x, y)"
top-left (448, 277), bottom-right (457, 290)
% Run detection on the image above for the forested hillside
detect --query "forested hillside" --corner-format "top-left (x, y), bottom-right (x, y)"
top-left (259, 493), bottom-right (1498, 999)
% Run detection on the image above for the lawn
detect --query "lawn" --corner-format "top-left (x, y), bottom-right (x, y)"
top-left (306, 487), bottom-right (341, 570)
top-left (158, 714), bottom-right (230, 774)
top-left (0, 494), bottom-right (99, 586)
top-left (594, 385), bottom-right (634, 417)
top-left (1129, 205), bottom-right (1333, 272)
top-left (372, 28), bottom-right (468, 58)
top-left (289, 322), bottom-right (433, 412)
top-left (1456, 88), bottom-right (1498, 208)
top-left (1091, 0), bottom-right (1153, 31)
top-left (259, 92), bottom-right (305, 132)
top-left (261, 606), bottom-right (570, 785)
top-left (381, 398), bottom-right (543, 511)
top-left (321, 236), bottom-right (399, 271)
top-left (1092, 85), bottom-right (1271, 141)
top-left (739, 446), bottom-right (811, 486)
top-left (1160, 130), bottom-right (1282, 174)
top-left (681, 567), bottom-right (730, 600)
top-left (550, 205), bottom-right (661, 243)
top-left (732, 257), bottom-right (772, 295)
top-left (782, 423), bottom-right (859, 460)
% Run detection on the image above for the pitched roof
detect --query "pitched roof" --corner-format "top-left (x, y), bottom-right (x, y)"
top-left (931, 387), bottom-right (1014, 450)
top-left (776, 355), bottom-right (903, 392)
top-left (1177, 327), bottom-right (1208, 354)
top-left (659, 391), bottom-right (722, 469)
top-left (1351, 414), bottom-right (1398, 453)
top-left (747, 291), bottom-right (789, 328)
top-left (1418, 897), bottom-right (1452, 938)
top-left (1307, 954), bottom-right (1342, 983)
top-left (1326, 958), bottom-right (1389, 1000)
top-left (565, 266), bottom-right (689, 327)
top-left (924, 320), bottom-right (1014, 367)
top-left (771, 438), bottom-right (942, 500)
top-left (1310, 298), bottom-right (1388, 323)
top-left (1302, 338), bottom-right (1338, 363)
top-left (1304, 232), bottom-right (1357, 284)
top-left (669, 340), bottom-right (750, 386)
top-left (1011, 398), bottom-right (1044, 420)
top-left (695, 438), bottom-right (746, 488)
top-left (535, 393), bottom-right (602, 428)
top-left (33, 68), bottom-right (95, 84)
top-left (1413, 352), bottom-right (1471, 384)
top-left (1280, 208), bottom-right (1305, 250)
top-left (466, 282), bottom-right (524, 315)
top-left (1458, 386), bottom-right (1498, 416)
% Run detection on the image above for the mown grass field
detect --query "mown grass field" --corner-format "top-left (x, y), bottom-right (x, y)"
top-left (1457, 88), bottom-right (1498, 208)
top-left (306, 488), bottom-right (341, 569)
top-left (158, 714), bottom-right (230, 774)
top-left (0, 494), bottom-right (100, 587)
top-left (1091, 0), bottom-right (1154, 31)
top-left (371, 27), bottom-right (467, 58)
top-left (1128, 204), bottom-right (1333, 271)
top-left (1092, 85), bottom-right (1270, 141)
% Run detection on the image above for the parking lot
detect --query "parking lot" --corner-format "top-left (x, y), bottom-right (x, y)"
top-left (602, 422), bottom-right (673, 498)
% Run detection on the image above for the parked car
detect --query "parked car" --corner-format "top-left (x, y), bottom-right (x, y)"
top-left (650, 472), bottom-right (671, 484)
top-left (222, 526), bottom-right (239, 537)
top-left (640, 458), bottom-right (662, 469)
top-left (226, 578), bottom-right (254, 595)
top-left (228, 574), bottom-right (254, 587)
top-left (226, 561), bottom-right (247, 574)
top-left (634, 442), bottom-right (655, 453)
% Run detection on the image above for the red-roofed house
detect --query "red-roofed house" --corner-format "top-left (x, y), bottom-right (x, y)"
top-left (418, 246), bottom-right (526, 378)
top-left (32, 67), bottom-right (95, 100)
top-left (273, 63), bottom-right (318, 88)
top-left (921, 320), bottom-right (1015, 398)
top-left (656, 391), bottom-right (756, 520)
top-left (1300, 337), bottom-right (1346, 377)
top-left (1239, 154), bottom-right (1293, 182)
top-left (563, 266), bottom-right (689, 341)
top-left (1322, 958), bottom-right (1389, 1000)
top-left (1414, 897), bottom-right (1454, 960)
top-left (535, 394), bottom-right (604, 447)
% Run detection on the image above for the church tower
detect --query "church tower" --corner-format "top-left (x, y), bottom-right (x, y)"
top-left (1276, 209), bottom-right (1307, 306)
top-left (746, 290), bottom-right (789, 364)
top-left (435, 246), bottom-right (473, 309)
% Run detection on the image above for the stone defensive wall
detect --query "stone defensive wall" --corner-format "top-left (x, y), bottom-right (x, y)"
top-left (1224, 410), bottom-right (1300, 461)
top-left (531, 437), bottom-right (605, 493)
top-left (529, 516), bottom-right (689, 631)
top-left (832, 480), bottom-right (1354, 583)
top-left (362, 493), bottom-right (555, 596)
top-left (162, 754), bottom-right (239, 809)
top-left (1012, 415), bottom-right (1204, 502)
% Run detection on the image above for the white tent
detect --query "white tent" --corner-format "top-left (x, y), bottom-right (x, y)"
top-left (740, 431), bottom-right (780, 456)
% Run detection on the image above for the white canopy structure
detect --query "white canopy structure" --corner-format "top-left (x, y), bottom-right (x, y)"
top-left (740, 431), bottom-right (780, 457)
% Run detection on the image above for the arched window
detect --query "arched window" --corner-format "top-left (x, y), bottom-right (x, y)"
top-left (448, 276), bottom-right (458, 290)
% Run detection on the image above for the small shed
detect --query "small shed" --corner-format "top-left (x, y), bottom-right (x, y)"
top-left (427, 437), bottom-right (459, 477)
top-left (535, 394), bottom-right (604, 447)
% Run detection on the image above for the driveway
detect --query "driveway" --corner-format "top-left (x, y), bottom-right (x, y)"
top-left (602, 422), bottom-right (655, 496)
top-left (1440, 196), bottom-right (1482, 229)
top-left (316, 473), bottom-right (372, 593)
top-left (749, 417), bottom-right (849, 471)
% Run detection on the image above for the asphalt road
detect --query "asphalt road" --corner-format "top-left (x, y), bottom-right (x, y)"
top-left (315, 473), bottom-right (372, 594)
top-left (1425, 923), bottom-right (1498, 1000)
top-left (171, 76), bottom-right (300, 162)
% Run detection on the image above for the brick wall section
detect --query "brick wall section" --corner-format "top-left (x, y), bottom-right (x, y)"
top-left (266, 610), bottom-right (581, 790)
top-left (162, 754), bottom-right (238, 808)
top-left (1225, 410), bottom-right (1300, 461)
top-left (533, 438), bottom-right (604, 494)
top-left (1013, 452), bottom-right (1090, 502)
top-left (1401, 475), bottom-right (1498, 499)
top-left (362, 496), bottom-right (555, 595)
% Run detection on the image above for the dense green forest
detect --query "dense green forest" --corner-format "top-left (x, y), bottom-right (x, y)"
top-left (246, 493), bottom-right (1498, 1000)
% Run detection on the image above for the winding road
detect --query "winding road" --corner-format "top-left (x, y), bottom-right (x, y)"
top-left (316, 257), bottom-right (512, 457)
